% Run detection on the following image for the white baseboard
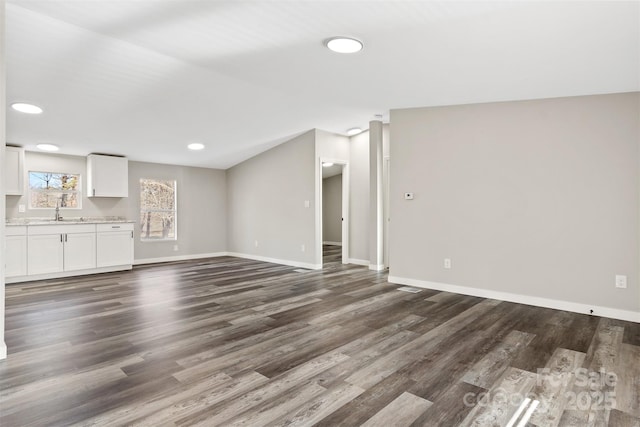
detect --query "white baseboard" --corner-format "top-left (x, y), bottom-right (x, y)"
top-left (134, 252), bottom-right (228, 265)
top-left (0, 342), bottom-right (6, 360)
top-left (388, 275), bottom-right (640, 323)
top-left (369, 264), bottom-right (386, 271)
top-left (348, 258), bottom-right (370, 266)
top-left (6, 265), bottom-right (133, 284)
top-left (323, 241), bottom-right (343, 246)
top-left (226, 252), bottom-right (322, 270)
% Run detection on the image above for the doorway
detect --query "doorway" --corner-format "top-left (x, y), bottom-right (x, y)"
top-left (318, 159), bottom-right (349, 267)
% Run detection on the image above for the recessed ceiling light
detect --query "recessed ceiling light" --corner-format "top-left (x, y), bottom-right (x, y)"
top-left (347, 127), bottom-right (363, 136)
top-left (187, 143), bottom-right (205, 151)
top-left (36, 143), bottom-right (59, 152)
top-left (11, 102), bottom-right (43, 114)
top-left (322, 162), bottom-right (334, 167)
top-left (325, 37), bottom-right (363, 53)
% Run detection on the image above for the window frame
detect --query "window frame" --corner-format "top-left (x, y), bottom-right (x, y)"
top-left (139, 178), bottom-right (177, 242)
top-left (28, 171), bottom-right (82, 210)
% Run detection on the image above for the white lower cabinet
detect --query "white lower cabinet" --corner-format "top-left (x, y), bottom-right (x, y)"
top-left (97, 223), bottom-right (134, 268)
top-left (7, 222), bottom-right (133, 282)
top-left (27, 234), bottom-right (65, 275)
top-left (27, 224), bottom-right (97, 275)
top-left (64, 232), bottom-right (97, 271)
top-left (6, 226), bottom-right (27, 277)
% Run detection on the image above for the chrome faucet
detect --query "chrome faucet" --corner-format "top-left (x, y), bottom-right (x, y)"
top-left (55, 199), bottom-right (62, 221)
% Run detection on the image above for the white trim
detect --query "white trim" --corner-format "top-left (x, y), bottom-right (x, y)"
top-left (134, 252), bottom-right (227, 265)
top-left (348, 258), bottom-right (370, 266)
top-left (227, 252), bottom-right (322, 270)
top-left (369, 264), bottom-right (386, 271)
top-left (0, 342), bottom-right (6, 360)
top-left (388, 275), bottom-right (640, 323)
top-left (6, 265), bottom-right (133, 284)
top-left (323, 241), bottom-right (343, 246)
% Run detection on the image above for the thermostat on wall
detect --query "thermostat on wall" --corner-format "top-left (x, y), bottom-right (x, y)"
top-left (404, 192), bottom-right (414, 200)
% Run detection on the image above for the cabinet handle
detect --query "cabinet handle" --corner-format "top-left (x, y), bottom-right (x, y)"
top-left (112, 225), bottom-right (121, 229)
top-left (65, 234), bottom-right (68, 242)
top-left (131, 231), bottom-right (134, 238)
top-left (60, 234), bottom-right (63, 243)
top-left (93, 189), bottom-right (96, 196)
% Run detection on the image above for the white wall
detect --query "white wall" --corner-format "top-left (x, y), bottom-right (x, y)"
top-left (128, 161), bottom-right (227, 263)
top-left (226, 130), bottom-right (317, 268)
top-left (0, 0), bottom-right (7, 360)
top-left (323, 174), bottom-right (342, 243)
top-left (389, 93), bottom-right (640, 319)
top-left (6, 151), bottom-right (129, 219)
top-left (349, 130), bottom-right (370, 264)
top-left (316, 129), bottom-right (350, 160)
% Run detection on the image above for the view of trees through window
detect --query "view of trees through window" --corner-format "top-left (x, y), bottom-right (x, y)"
top-left (140, 179), bottom-right (176, 241)
top-left (29, 171), bottom-right (81, 209)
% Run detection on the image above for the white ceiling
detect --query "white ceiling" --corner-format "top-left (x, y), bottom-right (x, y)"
top-left (6, 1), bottom-right (639, 169)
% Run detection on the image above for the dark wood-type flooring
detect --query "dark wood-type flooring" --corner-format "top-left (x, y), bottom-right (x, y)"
top-left (1, 245), bottom-right (639, 426)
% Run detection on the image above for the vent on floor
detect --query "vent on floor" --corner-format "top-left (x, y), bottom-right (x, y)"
top-left (398, 286), bottom-right (422, 293)
top-left (293, 269), bottom-right (312, 273)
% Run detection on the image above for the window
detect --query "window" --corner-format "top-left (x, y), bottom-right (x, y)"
top-left (29, 171), bottom-right (81, 209)
top-left (140, 179), bottom-right (176, 241)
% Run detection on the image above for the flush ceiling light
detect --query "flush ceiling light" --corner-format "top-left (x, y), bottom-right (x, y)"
top-left (325, 37), bottom-right (363, 53)
top-left (36, 143), bottom-right (59, 152)
top-left (322, 162), bottom-right (334, 167)
top-left (187, 143), bottom-right (205, 150)
top-left (11, 102), bottom-right (43, 114)
top-left (347, 127), bottom-right (362, 136)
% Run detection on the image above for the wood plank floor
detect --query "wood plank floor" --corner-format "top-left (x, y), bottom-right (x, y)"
top-left (1, 245), bottom-right (639, 426)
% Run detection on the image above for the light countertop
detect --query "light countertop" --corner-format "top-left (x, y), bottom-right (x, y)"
top-left (6, 217), bottom-right (134, 226)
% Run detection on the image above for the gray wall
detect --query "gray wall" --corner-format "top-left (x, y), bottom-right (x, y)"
top-left (4, 152), bottom-right (227, 263)
top-left (389, 92), bottom-right (639, 312)
top-left (323, 174), bottom-right (342, 243)
top-left (226, 130), bottom-right (317, 266)
top-left (128, 161), bottom-right (227, 262)
top-left (6, 151), bottom-right (129, 219)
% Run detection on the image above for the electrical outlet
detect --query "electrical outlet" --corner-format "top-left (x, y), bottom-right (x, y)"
top-left (615, 275), bottom-right (627, 289)
top-left (18, 204), bottom-right (25, 213)
top-left (254, 240), bottom-right (259, 248)
top-left (301, 244), bottom-right (305, 252)
top-left (304, 200), bottom-right (310, 208)
top-left (444, 258), bottom-right (452, 269)
top-left (173, 245), bottom-right (179, 252)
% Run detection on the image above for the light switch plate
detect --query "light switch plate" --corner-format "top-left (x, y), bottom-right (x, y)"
top-left (404, 192), bottom-right (414, 200)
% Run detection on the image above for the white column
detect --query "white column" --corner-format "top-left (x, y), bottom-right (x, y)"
top-left (368, 120), bottom-right (384, 271)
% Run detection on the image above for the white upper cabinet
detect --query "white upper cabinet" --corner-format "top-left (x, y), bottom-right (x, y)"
top-left (5, 146), bottom-right (25, 196)
top-left (87, 154), bottom-right (128, 198)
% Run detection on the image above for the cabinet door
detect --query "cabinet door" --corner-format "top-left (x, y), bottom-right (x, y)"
top-left (5, 146), bottom-right (24, 196)
top-left (5, 235), bottom-right (27, 277)
top-left (97, 231), bottom-right (133, 267)
top-left (87, 154), bottom-right (128, 197)
top-left (28, 234), bottom-right (64, 275)
top-left (64, 232), bottom-right (97, 271)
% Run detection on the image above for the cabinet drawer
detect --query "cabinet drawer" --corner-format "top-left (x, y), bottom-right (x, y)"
top-left (96, 223), bottom-right (134, 232)
top-left (6, 226), bottom-right (27, 236)
top-left (28, 224), bottom-right (97, 235)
